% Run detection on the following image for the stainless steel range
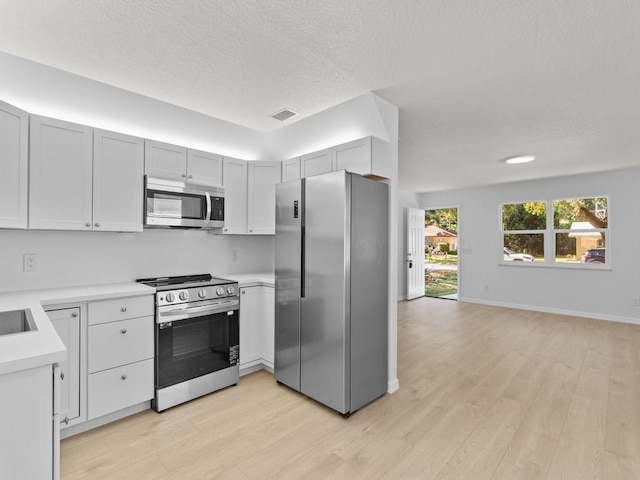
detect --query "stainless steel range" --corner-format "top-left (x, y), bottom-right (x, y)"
top-left (136, 274), bottom-right (239, 412)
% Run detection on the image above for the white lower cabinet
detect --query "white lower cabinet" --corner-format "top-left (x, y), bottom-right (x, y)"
top-left (0, 365), bottom-right (55, 480)
top-left (239, 285), bottom-right (274, 372)
top-left (88, 359), bottom-right (154, 420)
top-left (87, 295), bottom-right (154, 420)
top-left (47, 306), bottom-right (85, 428)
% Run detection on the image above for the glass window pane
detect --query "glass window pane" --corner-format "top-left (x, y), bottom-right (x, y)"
top-left (502, 202), bottom-right (546, 230)
top-left (503, 234), bottom-right (544, 262)
top-left (555, 232), bottom-right (606, 264)
top-left (553, 197), bottom-right (608, 229)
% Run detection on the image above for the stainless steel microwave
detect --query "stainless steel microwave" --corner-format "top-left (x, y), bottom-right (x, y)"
top-left (144, 176), bottom-right (224, 229)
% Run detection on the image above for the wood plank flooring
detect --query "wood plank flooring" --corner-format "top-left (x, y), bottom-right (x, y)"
top-left (61, 299), bottom-right (640, 479)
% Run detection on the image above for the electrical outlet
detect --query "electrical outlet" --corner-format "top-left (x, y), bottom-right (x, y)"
top-left (23, 253), bottom-right (37, 272)
top-left (232, 249), bottom-right (238, 262)
top-left (633, 298), bottom-right (640, 307)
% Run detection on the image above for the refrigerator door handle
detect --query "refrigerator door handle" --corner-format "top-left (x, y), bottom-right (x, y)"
top-left (301, 223), bottom-right (305, 298)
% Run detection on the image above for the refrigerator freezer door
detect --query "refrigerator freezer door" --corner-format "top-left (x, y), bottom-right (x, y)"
top-left (301, 171), bottom-right (350, 413)
top-left (274, 179), bottom-right (302, 390)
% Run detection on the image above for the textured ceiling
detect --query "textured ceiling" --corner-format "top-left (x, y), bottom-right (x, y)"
top-left (1, 0), bottom-right (639, 193)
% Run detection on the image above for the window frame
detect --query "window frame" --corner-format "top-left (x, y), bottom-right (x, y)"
top-left (499, 195), bottom-right (610, 269)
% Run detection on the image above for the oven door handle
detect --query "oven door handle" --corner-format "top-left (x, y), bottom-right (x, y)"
top-left (158, 299), bottom-right (239, 322)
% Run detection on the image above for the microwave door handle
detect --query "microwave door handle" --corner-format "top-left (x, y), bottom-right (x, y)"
top-left (205, 192), bottom-right (212, 225)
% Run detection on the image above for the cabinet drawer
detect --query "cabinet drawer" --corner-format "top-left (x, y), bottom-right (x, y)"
top-left (88, 359), bottom-right (154, 420)
top-left (88, 295), bottom-right (153, 325)
top-left (88, 316), bottom-right (154, 373)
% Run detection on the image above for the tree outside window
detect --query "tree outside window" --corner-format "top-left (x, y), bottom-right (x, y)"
top-left (501, 201), bottom-right (546, 262)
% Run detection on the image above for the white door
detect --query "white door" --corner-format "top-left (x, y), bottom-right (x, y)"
top-left (406, 208), bottom-right (425, 300)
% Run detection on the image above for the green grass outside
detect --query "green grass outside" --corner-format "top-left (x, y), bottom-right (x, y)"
top-left (425, 253), bottom-right (458, 265)
top-left (425, 269), bottom-right (458, 298)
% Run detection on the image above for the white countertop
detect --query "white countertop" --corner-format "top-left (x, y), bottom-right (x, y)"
top-left (0, 282), bottom-right (155, 376)
top-left (220, 272), bottom-right (274, 287)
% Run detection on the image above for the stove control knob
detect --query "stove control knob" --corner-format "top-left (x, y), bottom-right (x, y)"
top-left (216, 287), bottom-right (225, 296)
top-left (198, 289), bottom-right (206, 299)
top-left (179, 291), bottom-right (188, 301)
top-left (165, 292), bottom-right (175, 303)
top-left (226, 286), bottom-right (235, 295)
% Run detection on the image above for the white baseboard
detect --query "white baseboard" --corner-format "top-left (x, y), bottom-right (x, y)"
top-left (387, 377), bottom-right (400, 394)
top-left (459, 296), bottom-right (640, 325)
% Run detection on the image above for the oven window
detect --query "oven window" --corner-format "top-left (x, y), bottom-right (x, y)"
top-left (156, 311), bottom-right (239, 389)
top-left (147, 190), bottom-right (207, 220)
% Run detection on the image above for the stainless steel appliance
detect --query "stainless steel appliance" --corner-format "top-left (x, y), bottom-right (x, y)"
top-left (136, 274), bottom-right (239, 412)
top-left (275, 170), bottom-right (389, 415)
top-left (144, 176), bottom-right (224, 229)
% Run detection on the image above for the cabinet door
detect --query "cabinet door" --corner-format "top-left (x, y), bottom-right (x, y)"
top-left (187, 148), bottom-right (223, 187)
top-left (282, 157), bottom-right (301, 182)
top-left (222, 157), bottom-right (248, 234)
top-left (93, 129), bottom-right (144, 232)
top-left (301, 148), bottom-right (332, 178)
top-left (262, 286), bottom-right (275, 369)
top-left (247, 161), bottom-right (281, 235)
top-left (0, 101), bottom-right (28, 229)
top-left (29, 116), bottom-right (93, 230)
top-left (144, 140), bottom-right (187, 181)
top-left (48, 307), bottom-right (81, 426)
top-left (332, 136), bottom-right (390, 178)
top-left (239, 287), bottom-right (262, 368)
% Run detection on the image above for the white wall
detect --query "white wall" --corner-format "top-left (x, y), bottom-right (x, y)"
top-left (419, 167), bottom-right (640, 324)
top-left (0, 230), bottom-right (274, 292)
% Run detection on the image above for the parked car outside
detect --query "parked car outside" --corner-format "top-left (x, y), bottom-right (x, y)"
top-left (581, 247), bottom-right (605, 263)
top-left (503, 247), bottom-right (534, 262)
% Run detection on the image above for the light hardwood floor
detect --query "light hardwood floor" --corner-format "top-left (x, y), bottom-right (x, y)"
top-left (61, 298), bottom-right (640, 479)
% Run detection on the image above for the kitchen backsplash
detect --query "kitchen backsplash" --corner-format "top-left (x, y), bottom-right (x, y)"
top-left (0, 229), bottom-right (274, 292)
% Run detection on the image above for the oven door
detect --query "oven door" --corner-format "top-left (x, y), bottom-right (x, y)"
top-left (156, 299), bottom-right (239, 390)
top-left (145, 178), bottom-right (211, 228)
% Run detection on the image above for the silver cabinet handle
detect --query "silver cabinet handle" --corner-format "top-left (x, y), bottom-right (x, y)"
top-left (182, 173), bottom-right (187, 178)
top-left (94, 222), bottom-right (100, 228)
top-left (63, 416), bottom-right (69, 425)
top-left (121, 374), bottom-right (127, 380)
top-left (60, 371), bottom-right (65, 380)
top-left (71, 312), bottom-right (78, 318)
top-left (188, 174), bottom-right (193, 179)
top-left (120, 329), bottom-right (127, 334)
top-left (121, 307), bottom-right (127, 312)
top-left (85, 222), bottom-right (91, 228)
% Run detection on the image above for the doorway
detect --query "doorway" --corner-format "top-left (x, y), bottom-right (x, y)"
top-left (424, 207), bottom-right (458, 300)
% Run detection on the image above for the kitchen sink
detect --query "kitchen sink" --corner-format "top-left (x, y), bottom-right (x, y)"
top-left (0, 309), bottom-right (37, 337)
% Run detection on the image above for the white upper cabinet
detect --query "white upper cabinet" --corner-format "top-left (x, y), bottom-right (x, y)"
top-left (0, 100), bottom-right (28, 229)
top-left (144, 140), bottom-right (187, 181)
top-left (93, 129), bottom-right (145, 232)
top-left (301, 148), bottom-right (332, 178)
top-left (145, 140), bottom-right (223, 187)
top-left (29, 115), bottom-right (94, 230)
top-left (282, 157), bottom-right (301, 182)
top-left (186, 148), bottom-right (223, 187)
top-left (30, 116), bottom-right (144, 232)
top-left (222, 157), bottom-right (248, 235)
top-left (332, 136), bottom-right (390, 179)
top-left (247, 161), bottom-right (281, 235)
top-left (221, 158), bottom-right (281, 235)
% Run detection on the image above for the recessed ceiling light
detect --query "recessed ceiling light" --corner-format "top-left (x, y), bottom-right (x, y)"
top-left (504, 154), bottom-right (535, 164)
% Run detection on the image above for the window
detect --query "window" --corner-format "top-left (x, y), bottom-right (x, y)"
top-left (553, 197), bottom-right (608, 265)
top-left (501, 201), bottom-right (546, 262)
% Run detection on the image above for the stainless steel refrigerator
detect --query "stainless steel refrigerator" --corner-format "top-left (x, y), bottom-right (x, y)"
top-left (275, 170), bottom-right (388, 415)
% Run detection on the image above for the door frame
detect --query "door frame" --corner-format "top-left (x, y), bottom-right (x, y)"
top-left (423, 205), bottom-right (460, 300)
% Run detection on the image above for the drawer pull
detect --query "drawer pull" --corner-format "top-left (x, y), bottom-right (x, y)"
top-left (63, 416), bottom-right (69, 425)
top-left (121, 374), bottom-right (128, 380)
top-left (121, 307), bottom-right (127, 312)
top-left (71, 312), bottom-right (78, 318)
top-left (120, 328), bottom-right (127, 334)
top-left (60, 371), bottom-right (65, 381)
